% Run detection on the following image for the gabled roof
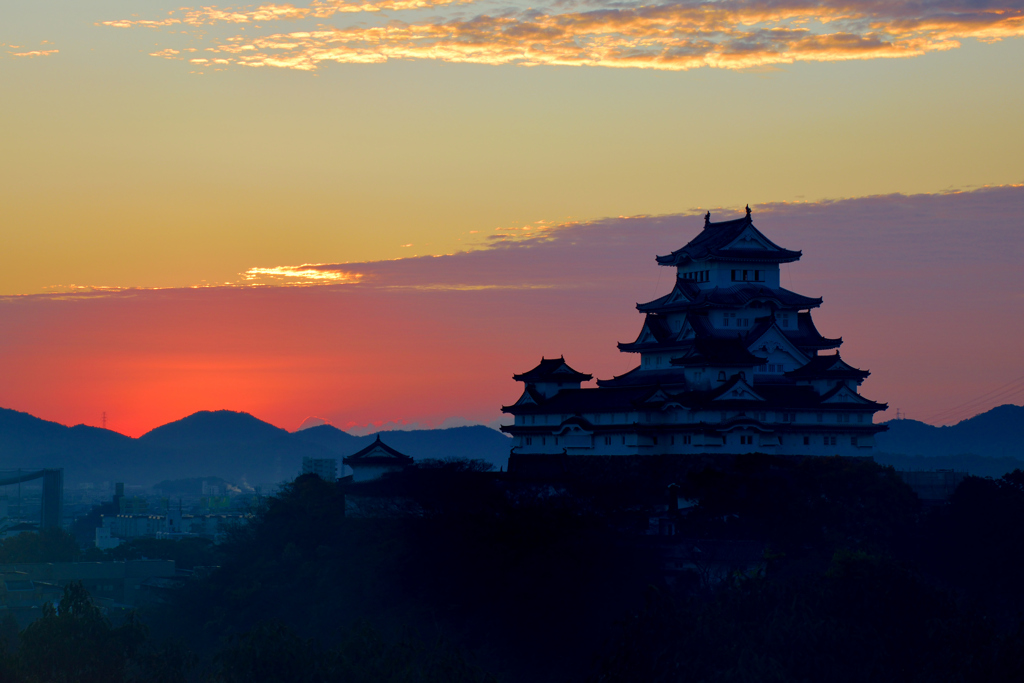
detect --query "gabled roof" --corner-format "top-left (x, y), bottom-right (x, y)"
top-left (786, 353), bottom-right (869, 380)
top-left (513, 357), bottom-right (592, 383)
top-left (819, 384), bottom-right (887, 409)
top-left (638, 281), bottom-right (822, 313)
top-left (343, 435), bottom-right (414, 466)
top-left (510, 386), bottom-right (546, 407)
top-left (618, 314), bottom-right (690, 352)
top-left (745, 322), bottom-right (811, 365)
top-left (655, 211), bottom-right (801, 267)
top-left (710, 375), bottom-right (766, 403)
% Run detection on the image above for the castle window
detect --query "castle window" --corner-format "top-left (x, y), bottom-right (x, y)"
top-left (858, 414), bottom-right (865, 423)
top-left (670, 436), bottom-right (675, 445)
top-left (604, 436), bottom-right (611, 445)
top-left (851, 437), bottom-right (859, 446)
top-left (554, 437), bottom-right (558, 445)
top-left (541, 437), bottom-right (546, 445)
top-left (653, 436), bottom-right (658, 445)
top-left (803, 436), bottom-right (810, 445)
top-left (621, 436), bottom-right (626, 445)
top-left (682, 435), bottom-right (692, 445)
top-left (824, 436), bottom-right (837, 446)
top-left (525, 437), bottom-right (532, 446)
top-left (530, 415), bottom-right (535, 424)
top-left (718, 371), bottom-right (726, 381)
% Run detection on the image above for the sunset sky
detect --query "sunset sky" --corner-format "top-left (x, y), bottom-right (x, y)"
top-left (1, 0), bottom-right (1022, 436)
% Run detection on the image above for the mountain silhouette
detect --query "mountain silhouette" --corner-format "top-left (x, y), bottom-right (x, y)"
top-left (139, 409), bottom-right (290, 444)
top-left (0, 407), bottom-right (512, 487)
top-left (876, 404), bottom-right (1024, 459)
top-left (10, 402), bottom-right (1017, 488)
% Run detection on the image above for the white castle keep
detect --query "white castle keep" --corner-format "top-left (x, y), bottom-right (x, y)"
top-left (502, 207), bottom-right (887, 457)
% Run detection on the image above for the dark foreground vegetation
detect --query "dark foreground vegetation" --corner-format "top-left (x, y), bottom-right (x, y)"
top-left (6, 455), bottom-right (1024, 682)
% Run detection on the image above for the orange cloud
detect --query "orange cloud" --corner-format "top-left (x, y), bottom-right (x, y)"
top-left (101, 0), bottom-right (467, 29)
top-left (122, 0), bottom-right (1024, 71)
top-left (242, 265), bottom-right (364, 284)
top-left (7, 49), bottom-right (59, 58)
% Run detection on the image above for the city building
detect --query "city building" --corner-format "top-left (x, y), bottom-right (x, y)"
top-left (343, 436), bottom-right (413, 482)
top-left (502, 208), bottom-right (887, 456)
top-left (302, 457), bottom-right (339, 483)
top-left (96, 510), bottom-right (248, 547)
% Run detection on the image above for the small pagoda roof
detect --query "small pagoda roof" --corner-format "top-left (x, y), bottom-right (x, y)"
top-left (670, 338), bottom-right (765, 367)
top-left (655, 211), bottom-right (801, 267)
top-left (786, 353), bottom-right (869, 380)
top-left (343, 435), bottom-right (414, 466)
top-left (513, 357), bottom-right (592, 383)
top-left (637, 281), bottom-right (822, 313)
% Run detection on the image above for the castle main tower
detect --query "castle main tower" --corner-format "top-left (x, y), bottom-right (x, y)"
top-left (502, 208), bottom-right (887, 456)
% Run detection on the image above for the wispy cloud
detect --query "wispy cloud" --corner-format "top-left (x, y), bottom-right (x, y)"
top-left (4, 40), bottom-right (59, 58)
top-left (242, 265), bottom-right (364, 284)
top-left (106, 0), bottom-right (1024, 71)
top-left (102, 0), bottom-right (467, 29)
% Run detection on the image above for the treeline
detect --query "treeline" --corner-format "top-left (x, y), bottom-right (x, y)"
top-left (0, 582), bottom-right (494, 683)
top-left (0, 528), bottom-right (220, 570)
top-left (7, 456), bottom-right (1024, 681)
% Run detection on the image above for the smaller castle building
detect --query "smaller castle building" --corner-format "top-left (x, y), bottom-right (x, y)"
top-left (343, 436), bottom-right (414, 482)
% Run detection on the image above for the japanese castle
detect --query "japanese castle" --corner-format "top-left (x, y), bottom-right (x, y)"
top-left (502, 207), bottom-right (887, 456)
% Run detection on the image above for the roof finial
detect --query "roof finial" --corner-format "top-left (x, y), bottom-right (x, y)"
top-left (704, 211), bottom-right (711, 226)
top-left (745, 204), bottom-right (751, 218)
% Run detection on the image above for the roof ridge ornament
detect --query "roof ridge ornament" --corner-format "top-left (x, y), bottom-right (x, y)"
top-left (704, 211), bottom-right (710, 226)
top-left (745, 204), bottom-right (751, 218)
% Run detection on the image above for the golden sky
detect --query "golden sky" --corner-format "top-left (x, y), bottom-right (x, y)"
top-left (1, 0), bottom-right (1022, 295)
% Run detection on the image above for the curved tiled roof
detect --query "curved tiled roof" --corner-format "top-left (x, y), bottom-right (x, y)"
top-left (786, 353), bottom-right (869, 380)
top-left (638, 281), bottom-right (822, 313)
top-left (655, 212), bottom-right (801, 267)
top-left (513, 357), bottom-right (593, 383)
top-left (343, 435), bottom-right (414, 466)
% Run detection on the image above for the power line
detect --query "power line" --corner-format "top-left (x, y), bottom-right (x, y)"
top-left (930, 385), bottom-right (1024, 426)
top-left (922, 374), bottom-right (1024, 425)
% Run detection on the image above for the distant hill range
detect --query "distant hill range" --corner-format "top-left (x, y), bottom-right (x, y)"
top-left (874, 404), bottom-right (1024, 476)
top-left (0, 408), bottom-right (512, 488)
top-left (1, 403), bottom-right (1021, 488)
top-left (876, 404), bottom-right (1024, 458)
